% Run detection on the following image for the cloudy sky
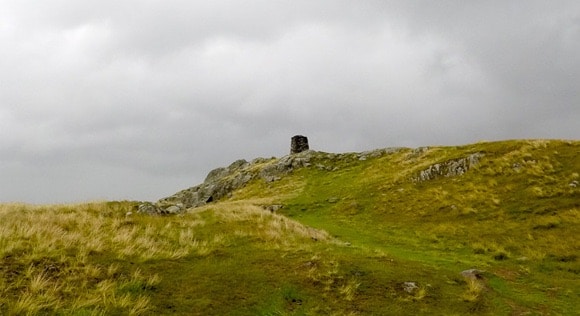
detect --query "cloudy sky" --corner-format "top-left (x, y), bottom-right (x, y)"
top-left (1, 1), bottom-right (579, 203)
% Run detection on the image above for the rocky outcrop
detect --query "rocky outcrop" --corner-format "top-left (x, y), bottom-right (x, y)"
top-left (136, 144), bottom-right (424, 215)
top-left (413, 153), bottom-right (484, 182)
top-left (157, 159), bottom-right (254, 210)
top-left (138, 150), bottom-right (323, 215)
top-left (259, 150), bottom-right (314, 182)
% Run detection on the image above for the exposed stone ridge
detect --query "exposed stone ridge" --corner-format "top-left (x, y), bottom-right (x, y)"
top-left (137, 147), bottom-right (405, 215)
top-left (413, 153), bottom-right (484, 182)
top-left (138, 150), bottom-right (320, 215)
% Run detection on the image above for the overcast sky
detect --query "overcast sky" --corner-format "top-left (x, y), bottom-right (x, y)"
top-left (1, 1), bottom-right (579, 203)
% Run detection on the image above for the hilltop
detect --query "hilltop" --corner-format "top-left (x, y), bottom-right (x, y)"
top-left (144, 139), bottom-right (579, 218)
top-left (1, 139), bottom-right (579, 315)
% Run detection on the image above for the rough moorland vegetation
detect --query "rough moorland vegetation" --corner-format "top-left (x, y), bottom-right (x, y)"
top-left (1, 139), bottom-right (578, 315)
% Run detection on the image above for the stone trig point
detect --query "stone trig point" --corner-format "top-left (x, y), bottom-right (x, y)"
top-left (290, 135), bottom-right (309, 154)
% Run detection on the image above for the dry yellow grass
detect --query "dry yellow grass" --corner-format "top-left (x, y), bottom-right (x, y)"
top-left (0, 202), bottom-right (192, 314)
top-left (462, 278), bottom-right (485, 302)
top-left (0, 200), bottom-right (334, 314)
top-left (196, 201), bottom-right (331, 248)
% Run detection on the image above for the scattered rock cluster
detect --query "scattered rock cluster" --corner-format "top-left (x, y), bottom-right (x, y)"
top-left (414, 153), bottom-right (484, 182)
top-left (402, 282), bottom-right (419, 293)
top-left (137, 202), bottom-right (183, 215)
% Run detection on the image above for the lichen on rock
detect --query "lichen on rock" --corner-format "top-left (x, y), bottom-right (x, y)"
top-left (413, 153), bottom-right (484, 182)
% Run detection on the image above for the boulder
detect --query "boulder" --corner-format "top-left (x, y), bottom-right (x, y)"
top-left (461, 269), bottom-right (485, 280)
top-left (164, 205), bottom-right (181, 214)
top-left (402, 282), bottom-right (418, 293)
top-left (137, 202), bottom-right (159, 215)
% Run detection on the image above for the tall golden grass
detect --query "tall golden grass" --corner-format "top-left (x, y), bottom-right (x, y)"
top-left (0, 201), bottom-right (332, 314)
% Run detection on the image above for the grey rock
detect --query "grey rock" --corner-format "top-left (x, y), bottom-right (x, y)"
top-left (204, 167), bottom-right (229, 183)
top-left (165, 205), bottom-right (181, 214)
top-left (384, 147), bottom-right (405, 155)
top-left (137, 202), bottom-right (184, 216)
top-left (232, 172), bottom-right (253, 188)
top-left (407, 147), bottom-right (429, 159)
top-left (228, 159), bottom-right (249, 169)
top-left (259, 151), bottom-right (315, 182)
top-left (327, 197), bottom-right (339, 203)
top-left (265, 204), bottom-right (283, 213)
top-left (461, 269), bottom-right (484, 280)
top-left (516, 257), bottom-right (529, 262)
top-left (569, 180), bottom-right (579, 188)
top-left (402, 282), bottom-right (418, 293)
top-left (251, 157), bottom-right (269, 164)
top-left (414, 153), bottom-right (484, 182)
top-left (359, 148), bottom-right (403, 159)
top-left (292, 157), bottom-right (311, 168)
top-left (137, 202), bottom-right (159, 215)
top-left (263, 175), bottom-right (281, 183)
top-left (158, 157), bottom-right (256, 210)
top-left (325, 153), bottom-right (339, 159)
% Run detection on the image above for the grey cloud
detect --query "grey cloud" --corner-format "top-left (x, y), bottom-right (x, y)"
top-left (1, 1), bottom-right (578, 203)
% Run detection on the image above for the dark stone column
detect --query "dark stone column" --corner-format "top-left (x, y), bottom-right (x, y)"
top-left (290, 135), bottom-right (309, 154)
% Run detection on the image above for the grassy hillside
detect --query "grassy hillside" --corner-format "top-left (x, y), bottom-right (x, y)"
top-left (1, 139), bottom-right (578, 315)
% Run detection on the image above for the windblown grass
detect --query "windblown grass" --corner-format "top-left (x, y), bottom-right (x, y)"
top-left (0, 201), bottom-right (342, 315)
top-left (0, 202), bottom-right (165, 314)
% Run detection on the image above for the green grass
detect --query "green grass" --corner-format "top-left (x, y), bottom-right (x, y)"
top-left (238, 139), bottom-right (580, 314)
top-left (1, 139), bottom-right (579, 315)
